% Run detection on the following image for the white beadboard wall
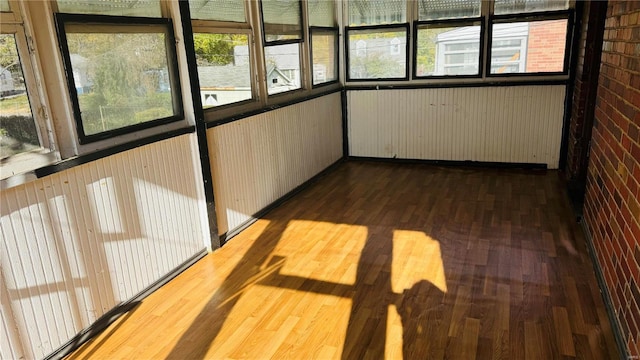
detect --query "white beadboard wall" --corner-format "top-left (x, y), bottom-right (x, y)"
top-left (348, 85), bottom-right (566, 168)
top-left (0, 133), bottom-right (208, 359)
top-left (208, 92), bottom-right (343, 236)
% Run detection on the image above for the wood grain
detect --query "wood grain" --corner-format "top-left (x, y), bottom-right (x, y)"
top-left (67, 161), bottom-right (619, 359)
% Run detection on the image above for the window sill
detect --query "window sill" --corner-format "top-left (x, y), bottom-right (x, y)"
top-left (1, 149), bottom-right (59, 189)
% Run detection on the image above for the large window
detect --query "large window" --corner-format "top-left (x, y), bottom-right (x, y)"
top-left (489, 18), bottom-right (569, 75)
top-left (347, 26), bottom-right (408, 80)
top-left (1, 2), bottom-right (56, 179)
top-left (310, 28), bottom-right (338, 86)
top-left (189, 0), bottom-right (256, 109)
top-left (56, 15), bottom-right (183, 143)
top-left (345, 0), bottom-right (573, 83)
top-left (261, 0), bottom-right (304, 95)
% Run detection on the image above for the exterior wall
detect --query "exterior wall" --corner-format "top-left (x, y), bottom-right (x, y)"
top-left (348, 85), bottom-right (566, 168)
top-left (526, 20), bottom-right (567, 72)
top-left (583, 1), bottom-right (640, 357)
top-left (0, 134), bottom-right (208, 359)
top-left (208, 92), bottom-right (343, 236)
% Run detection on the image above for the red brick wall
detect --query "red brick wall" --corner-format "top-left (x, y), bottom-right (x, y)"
top-left (526, 19), bottom-right (567, 72)
top-left (583, 0), bottom-right (640, 357)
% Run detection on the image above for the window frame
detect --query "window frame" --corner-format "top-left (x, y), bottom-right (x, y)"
top-left (412, 18), bottom-right (485, 80)
top-left (309, 26), bottom-right (339, 88)
top-left (0, 1), bottom-right (59, 182)
top-left (54, 13), bottom-right (184, 144)
top-left (345, 23), bottom-right (411, 82)
top-left (486, 9), bottom-right (573, 78)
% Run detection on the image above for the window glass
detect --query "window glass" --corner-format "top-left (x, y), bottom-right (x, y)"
top-left (0, 34), bottom-right (40, 159)
top-left (490, 19), bottom-right (567, 74)
top-left (348, 0), bottom-right (405, 26)
top-left (0, 0), bottom-right (10, 12)
top-left (416, 25), bottom-right (481, 76)
top-left (308, 0), bottom-right (335, 27)
top-left (419, 0), bottom-right (481, 20)
top-left (189, 0), bottom-right (245, 22)
top-left (494, 0), bottom-right (569, 15)
top-left (57, 0), bottom-right (162, 17)
top-left (348, 28), bottom-right (407, 80)
top-left (194, 33), bottom-right (252, 107)
top-left (262, 0), bottom-right (302, 42)
top-left (311, 30), bottom-right (337, 85)
top-left (62, 23), bottom-right (180, 138)
top-left (265, 43), bottom-right (301, 94)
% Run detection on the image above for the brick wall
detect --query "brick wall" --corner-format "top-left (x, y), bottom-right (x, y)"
top-left (526, 19), bottom-right (567, 72)
top-left (583, 0), bottom-right (640, 357)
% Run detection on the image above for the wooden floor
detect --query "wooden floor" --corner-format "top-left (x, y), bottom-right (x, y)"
top-left (68, 161), bottom-right (619, 359)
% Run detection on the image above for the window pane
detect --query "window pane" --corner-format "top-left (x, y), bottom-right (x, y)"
top-left (348, 0), bottom-right (405, 26)
top-left (308, 0), bottom-right (335, 27)
top-left (57, 0), bottom-right (161, 17)
top-left (265, 44), bottom-right (300, 94)
top-left (494, 0), bottom-right (569, 15)
top-left (262, 0), bottom-right (302, 42)
top-left (0, 0), bottom-right (10, 12)
top-left (65, 28), bottom-right (177, 136)
top-left (0, 34), bottom-right (40, 159)
top-left (419, 0), bottom-right (480, 20)
top-left (416, 25), bottom-right (480, 76)
top-left (311, 31), bottom-right (337, 85)
top-left (490, 20), bottom-right (567, 74)
top-left (348, 28), bottom-right (407, 80)
top-left (189, 0), bottom-right (245, 22)
top-left (194, 33), bottom-right (251, 107)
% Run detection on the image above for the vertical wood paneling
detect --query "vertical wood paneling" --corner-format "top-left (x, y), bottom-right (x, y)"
top-left (209, 93), bottom-right (343, 235)
top-left (0, 133), bottom-right (207, 359)
top-left (348, 86), bottom-right (566, 168)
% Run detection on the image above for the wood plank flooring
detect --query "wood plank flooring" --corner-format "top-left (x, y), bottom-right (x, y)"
top-left (67, 161), bottom-right (620, 359)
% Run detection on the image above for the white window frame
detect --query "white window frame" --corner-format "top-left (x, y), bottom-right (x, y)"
top-left (0, 1), bottom-right (58, 185)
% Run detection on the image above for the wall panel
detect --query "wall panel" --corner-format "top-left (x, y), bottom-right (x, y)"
top-left (0, 134), bottom-right (207, 359)
top-left (209, 93), bottom-right (343, 235)
top-left (348, 86), bottom-right (566, 168)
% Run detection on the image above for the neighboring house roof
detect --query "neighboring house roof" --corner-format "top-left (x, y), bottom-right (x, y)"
top-left (198, 65), bottom-right (251, 89)
top-left (266, 64), bottom-right (293, 85)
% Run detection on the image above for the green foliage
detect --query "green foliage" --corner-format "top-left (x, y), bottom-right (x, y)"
top-left (351, 53), bottom-right (402, 78)
top-left (0, 114), bottom-right (39, 145)
top-left (134, 107), bottom-right (172, 123)
top-left (193, 33), bottom-right (246, 66)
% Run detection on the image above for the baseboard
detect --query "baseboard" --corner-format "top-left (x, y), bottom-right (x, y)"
top-left (219, 158), bottom-right (345, 246)
top-left (347, 156), bottom-right (548, 170)
top-left (580, 220), bottom-right (629, 360)
top-left (44, 249), bottom-right (208, 360)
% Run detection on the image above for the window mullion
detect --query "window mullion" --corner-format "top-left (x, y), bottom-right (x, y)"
top-left (248, 0), bottom-right (267, 106)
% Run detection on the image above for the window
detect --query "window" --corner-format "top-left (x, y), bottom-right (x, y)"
top-left (390, 37), bottom-right (401, 55)
top-left (56, 15), bottom-right (183, 143)
top-left (489, 19), bottom-right (568, 75)
top-left (418, 0), bottom-right (480, 20)
top-left (1, 3), bottom-right (56, 179)
top-left (194, 34), bottom-right (253, 107)
top-left (56, 0), bottom-right (162, 17)
top-left (189, 0), bottom-right (245, 22)
top-left (261, 0), bottom-right (302, 43)
top-left (494, 0), bottom-right (569, 15)
top-left (265, 43), bottom-right (301, 94)
top-left (310, 28), bottom-right (338, 86)
top-left (347, 26), bottom-right (408, 80)
top-left (348, 0), bottom-right (406, 26)
top-left (308, 0), bottom-right (335, 27)
top-left (0, 0), bottom-right (9, 12)
top-left (0, 35), bottom-right (41, 161)
top-left (416, 23), bottom-right (481, 77)
top-left (189, 0), bottom-right (256, 109)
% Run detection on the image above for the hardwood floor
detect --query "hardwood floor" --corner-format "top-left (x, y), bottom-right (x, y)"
top-left (67, 161), bottom-right (620, 359)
